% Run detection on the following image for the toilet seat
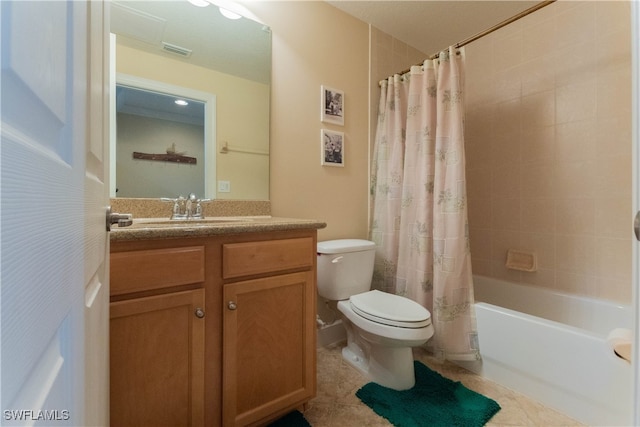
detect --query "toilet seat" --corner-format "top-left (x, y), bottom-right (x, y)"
top-left (350, 290), bottom-right (431, 329)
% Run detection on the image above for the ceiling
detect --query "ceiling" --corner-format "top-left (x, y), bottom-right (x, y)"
top-left (111, 1), bottom-right (271, 84)
top-left (116, 85), bottom-right (205, 125)
top-left (326, 1), bottom-right (541, 56)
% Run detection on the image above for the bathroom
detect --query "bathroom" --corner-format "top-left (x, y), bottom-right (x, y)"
top-left (1, 1), bottom-right (638, 426)
top-left (249, 1), bottom-right (636, 425)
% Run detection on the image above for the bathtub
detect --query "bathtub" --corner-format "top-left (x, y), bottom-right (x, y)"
top-left (461, 275), bottom-right (633, 426)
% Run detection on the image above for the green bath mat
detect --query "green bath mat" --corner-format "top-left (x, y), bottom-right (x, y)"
top-left (356, 361), bottom-right (500, 427)
top-left (267, 410), bottom-right (311, 427)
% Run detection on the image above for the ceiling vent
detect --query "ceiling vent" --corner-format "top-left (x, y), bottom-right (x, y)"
top-left (162, 42), bottom-right (192, 57)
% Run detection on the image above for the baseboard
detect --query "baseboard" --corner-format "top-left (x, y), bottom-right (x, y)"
top-left (317, 319), bottom-right (346, 348)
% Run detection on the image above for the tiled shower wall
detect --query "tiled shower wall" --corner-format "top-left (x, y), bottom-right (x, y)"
top-left (464, 1), bottom-right (632, 303)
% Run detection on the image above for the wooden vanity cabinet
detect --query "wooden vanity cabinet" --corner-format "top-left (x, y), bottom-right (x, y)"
top-left (221, 236), bottom-right (317, 426)
top-left (110, 229), bottom-right (318, 427)
top-left (109, 242), bottom-right (207, 427)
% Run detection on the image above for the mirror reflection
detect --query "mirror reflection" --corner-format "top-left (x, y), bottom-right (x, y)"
top-left (115, 85), bottom-right (206, 198)
top-left (111, 0), bottom-right (271, 200)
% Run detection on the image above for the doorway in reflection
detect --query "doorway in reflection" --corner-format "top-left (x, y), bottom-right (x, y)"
top-left (115, 85), bottom-right (206, 198)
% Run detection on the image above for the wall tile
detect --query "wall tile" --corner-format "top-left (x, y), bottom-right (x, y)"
top-left (521, 198), bottom-right (555, 233)
top-left (595, 197), bottom-right (631, 239)
top-left (596, 237), bottom-right (632, 281)
top-left (522, 18), bottom-right (555, 63)
top-left (556, 234), bottom-right (597, 275)
top-left (555, 120), bottom-right (596, 163)
top-left (556, 81), bottom-right (596, 124)
top-left (492, 31), bottom-right (522, 73)
top-left (521, 56), bottom-right (556, 96)
top-left (555, 2), bottom-right (596, 50)
top-left (491, 163), bottom-right (520, 198)
top-left (491, 197), bottom-right (521, 231)
top-left (468, 197), bottom-right (492, 229)
top-left (520, 267), bottom-right (556, 289)
top-left (463, 1), bottom-right (631, 303)
top-left (493, 98), bottom-right (522, 136)
top-left (521, 162), bottom-right (555, 198)
top-left (553, 159), bottom-right (597, 199)
top-left (596, 1), bottom-right (630, 36)
top-left (522, 90), bottom-right (555, 130)
top-left (520, 232), bottom-right (556, 269)
top-left (596, 115), bottom-right (631, 159)
top-left (555, 198), bottom-right (595, 235)
top-left (520, 127), bottom-right (555, 164)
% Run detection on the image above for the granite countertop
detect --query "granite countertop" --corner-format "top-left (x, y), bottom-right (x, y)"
top-left (110, 216), bottom-right (327, 242)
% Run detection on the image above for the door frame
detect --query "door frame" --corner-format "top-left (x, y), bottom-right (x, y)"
top-left (110, 70), bottom-right (217, 199)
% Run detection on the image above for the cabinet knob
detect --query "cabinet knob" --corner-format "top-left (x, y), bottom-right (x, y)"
top-left (227, 301), bottom-right (237, 311)
top-left (195, 308), bottom-right (205, 318)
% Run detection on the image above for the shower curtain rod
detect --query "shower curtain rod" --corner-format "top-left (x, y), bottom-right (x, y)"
top-left (379, 0), bottom-right (555, 85)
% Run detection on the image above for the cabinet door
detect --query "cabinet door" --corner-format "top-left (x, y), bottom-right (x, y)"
top-left (110, 289), bottom-right (205, 427)
top-left (223, 272), bottom-right (316, 426)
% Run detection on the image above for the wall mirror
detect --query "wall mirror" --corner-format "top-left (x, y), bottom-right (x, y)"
top-left (110, 0), bottom-right (271, 200)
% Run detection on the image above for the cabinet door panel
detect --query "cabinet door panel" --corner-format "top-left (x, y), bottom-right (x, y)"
top-left (110, 289), bottom-right (205, 427)
top-left (223, 272), bottom-right (316, 426)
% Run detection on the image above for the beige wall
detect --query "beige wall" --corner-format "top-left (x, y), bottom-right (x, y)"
top-left (246, 2), bottom-right (370, 241)
top-left (464, 1), bottom-right (632, 303)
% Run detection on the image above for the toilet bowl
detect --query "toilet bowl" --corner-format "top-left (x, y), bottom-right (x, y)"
top-left (317, 239), bottom-right (434, 390)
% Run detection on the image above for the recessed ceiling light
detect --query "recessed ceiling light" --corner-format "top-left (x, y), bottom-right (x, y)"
top-left (175, 99), bottom-right (189, 106)
top-left (219, 7), bottom-right (242, 20)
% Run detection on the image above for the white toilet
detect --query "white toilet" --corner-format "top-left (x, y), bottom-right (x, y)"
top-left (317, 239), bottom-right (434, 390)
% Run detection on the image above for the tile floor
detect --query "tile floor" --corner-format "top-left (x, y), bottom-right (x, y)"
top-left (304, 343), bottom-right (584, 427)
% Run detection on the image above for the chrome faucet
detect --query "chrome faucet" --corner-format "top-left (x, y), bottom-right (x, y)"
top-left (161, 193), bottom-right (211, 220)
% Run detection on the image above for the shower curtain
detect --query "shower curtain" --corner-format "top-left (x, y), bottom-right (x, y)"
top-left (370, 47), bottom-right (479, 361)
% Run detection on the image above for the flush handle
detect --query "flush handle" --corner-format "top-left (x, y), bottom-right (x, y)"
top-left (331, 256), bottom-right (344, 264)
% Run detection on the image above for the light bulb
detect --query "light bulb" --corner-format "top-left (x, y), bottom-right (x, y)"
top-left (219, 7), bottom-right (242, 20)
top-left (187, 0), bottom-right (210, 7)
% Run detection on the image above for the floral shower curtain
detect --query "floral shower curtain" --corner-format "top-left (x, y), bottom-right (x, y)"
top-left (370, 47), bottom-right (479, 361)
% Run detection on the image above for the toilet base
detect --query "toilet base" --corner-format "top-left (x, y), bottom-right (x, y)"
top-left (342, 342), bottom-right (416, 390)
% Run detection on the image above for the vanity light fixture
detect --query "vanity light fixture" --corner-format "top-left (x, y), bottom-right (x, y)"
top-left (187, 0), bottom-right (247, 21)
top-left (187, 0), bottom-right (210, 7)
top-left (175, 99), bottom-right (189, 106)
top-left (218, 7), bottom-right (242, 20)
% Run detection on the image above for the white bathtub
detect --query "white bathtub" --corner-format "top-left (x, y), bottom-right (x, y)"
top-left (462, 275), bottom-right (633, 426)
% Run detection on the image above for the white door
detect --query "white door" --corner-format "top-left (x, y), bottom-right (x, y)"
top-left (1, 1), bottom-right (110, 426)
top-left (633, 1), bottom-right (640, 425)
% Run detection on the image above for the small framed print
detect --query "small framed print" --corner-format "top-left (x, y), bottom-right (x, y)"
top-left (321, 85), bottom-right (344, 126)
top-left (321, 128), bottom-right (344, 167)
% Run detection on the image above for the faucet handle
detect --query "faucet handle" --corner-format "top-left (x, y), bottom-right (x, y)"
top-left (161, 195), bottom-right (187, 219)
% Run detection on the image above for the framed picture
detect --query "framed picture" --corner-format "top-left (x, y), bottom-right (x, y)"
top-left (321, 85), bottom-right (344, 125)
top-left (321, 129), bottom-right (344, 167)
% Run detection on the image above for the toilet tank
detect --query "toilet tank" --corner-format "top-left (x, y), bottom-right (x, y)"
top-left (317, 239), bottom-right (376, 300)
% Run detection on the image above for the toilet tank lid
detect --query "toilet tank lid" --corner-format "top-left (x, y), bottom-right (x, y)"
top-left (317, 239), bottom-right (376, 254)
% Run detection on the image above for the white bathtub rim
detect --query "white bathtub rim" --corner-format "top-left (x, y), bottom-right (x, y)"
top-left (472, 274), bottom-right (632, 336)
